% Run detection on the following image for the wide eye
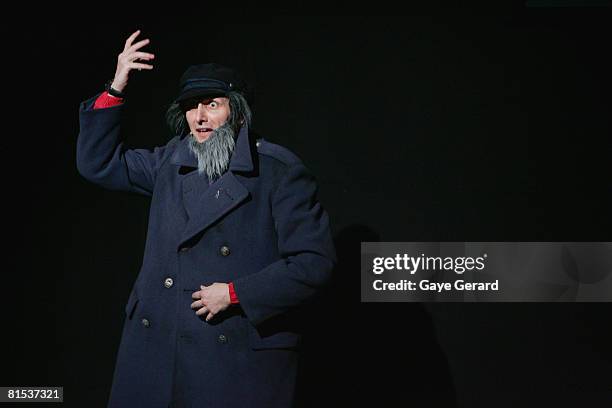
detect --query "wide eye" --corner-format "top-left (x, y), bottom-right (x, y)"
top-left (209, 101), bottom-right (218, 109)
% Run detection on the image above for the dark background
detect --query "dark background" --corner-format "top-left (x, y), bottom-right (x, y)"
top-left (3, 6), bottom-right (612, 407)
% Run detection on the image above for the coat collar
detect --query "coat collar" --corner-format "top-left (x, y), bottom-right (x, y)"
top-left (172, 124), bottom-right (255, 250)
top-left (170, 124), bottom-right (254, 173)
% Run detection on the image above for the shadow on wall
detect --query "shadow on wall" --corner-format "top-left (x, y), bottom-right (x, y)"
top-left (294, 224), bottom-right (457, 407)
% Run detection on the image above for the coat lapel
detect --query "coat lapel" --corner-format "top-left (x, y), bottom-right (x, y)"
top-left (173, 126), bottom-right (254, 249)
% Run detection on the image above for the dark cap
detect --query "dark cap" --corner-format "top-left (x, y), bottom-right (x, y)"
top-left (176, 63), bottom-right (248, 104)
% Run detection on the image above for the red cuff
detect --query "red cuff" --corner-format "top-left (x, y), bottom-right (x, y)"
top-left (93, 91), bottom-right (124, 109)
top-left (228, 282), bottom-right (239, 304)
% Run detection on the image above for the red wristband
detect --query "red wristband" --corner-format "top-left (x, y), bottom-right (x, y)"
top-left (93, 91), bottom-right (124, 109)
top-left (228, 282), bottom-right (239, 304)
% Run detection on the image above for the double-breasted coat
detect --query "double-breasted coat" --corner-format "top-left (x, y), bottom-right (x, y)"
top-left (76, 93), bottom-right (336, 408)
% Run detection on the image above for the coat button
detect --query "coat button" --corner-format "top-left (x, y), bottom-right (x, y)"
top-left (218, 334), bottom-right (227, 343)
top-left (164, 277), bottom-right (174, 288)
top-left (220, 245), bottom-right (230, 257)
top-left (256, 141), bottom-right (261, 147)
top-left (141, 318), bottom-right (151, 328)
top-left (180, 246), bottom-right (190, 252)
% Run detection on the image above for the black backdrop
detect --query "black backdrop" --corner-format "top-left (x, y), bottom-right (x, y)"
top-left (3, 8), bottom-right (612, 408)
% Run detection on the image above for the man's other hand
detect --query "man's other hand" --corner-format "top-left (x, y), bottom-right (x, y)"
top-left (191, 283), bottom-right (231, 322)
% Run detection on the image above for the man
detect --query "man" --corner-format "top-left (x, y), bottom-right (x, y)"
top-left (76, 30), bottom-right (336, 408)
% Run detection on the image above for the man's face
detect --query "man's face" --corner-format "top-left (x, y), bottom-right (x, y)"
top-left (184, 96), bottom-right (231, 143)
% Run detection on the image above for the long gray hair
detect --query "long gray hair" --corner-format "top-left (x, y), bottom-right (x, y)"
top-left (165, 91), bottom-right (252, 137)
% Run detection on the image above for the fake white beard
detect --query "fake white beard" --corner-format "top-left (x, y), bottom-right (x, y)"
top-left (187, 122), bottom-right (236, 181)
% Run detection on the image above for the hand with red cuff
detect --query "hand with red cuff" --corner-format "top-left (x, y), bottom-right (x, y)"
top-left (94, 29), bottom-right (155, 109)
top-left (191, 282), bottom-right (238, 322)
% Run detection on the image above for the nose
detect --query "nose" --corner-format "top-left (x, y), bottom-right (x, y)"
top-left (196, 103), bottom-right (207, 123)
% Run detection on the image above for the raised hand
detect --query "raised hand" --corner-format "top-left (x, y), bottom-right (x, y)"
top-left (111, 29), bottom-right (155, 93)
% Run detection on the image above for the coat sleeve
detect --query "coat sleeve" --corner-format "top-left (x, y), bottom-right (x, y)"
top-left (76, 93), bottom-right (173, 196)
top-left (232, 163), bottom-right (336, 326)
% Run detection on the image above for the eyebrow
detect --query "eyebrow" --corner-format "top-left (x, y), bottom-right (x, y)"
top-left (181, 98), bottom-right (225, 109)
top-left (200, 98), bottom-right (224, 105)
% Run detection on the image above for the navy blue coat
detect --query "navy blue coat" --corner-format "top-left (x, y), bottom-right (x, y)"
top-left (76, 93), bottom-right (336, 408)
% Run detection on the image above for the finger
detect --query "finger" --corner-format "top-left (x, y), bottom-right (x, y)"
top-left (128, 38), bottom-right (151, 53)
top-left (190, 300), bottom-right (203, 309)
top-left (192, 291), bottom-right (202, 300)
top-left (129, 52), bottom-right (155, 62)
top-left (205, 312), bottom-right (215, 322)
top-left (124, 30), bottom-right (141, 51)
top-left (128, 62), bottom-right (154, 71)
top-left (196, 306), bottom-right (209, 316)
